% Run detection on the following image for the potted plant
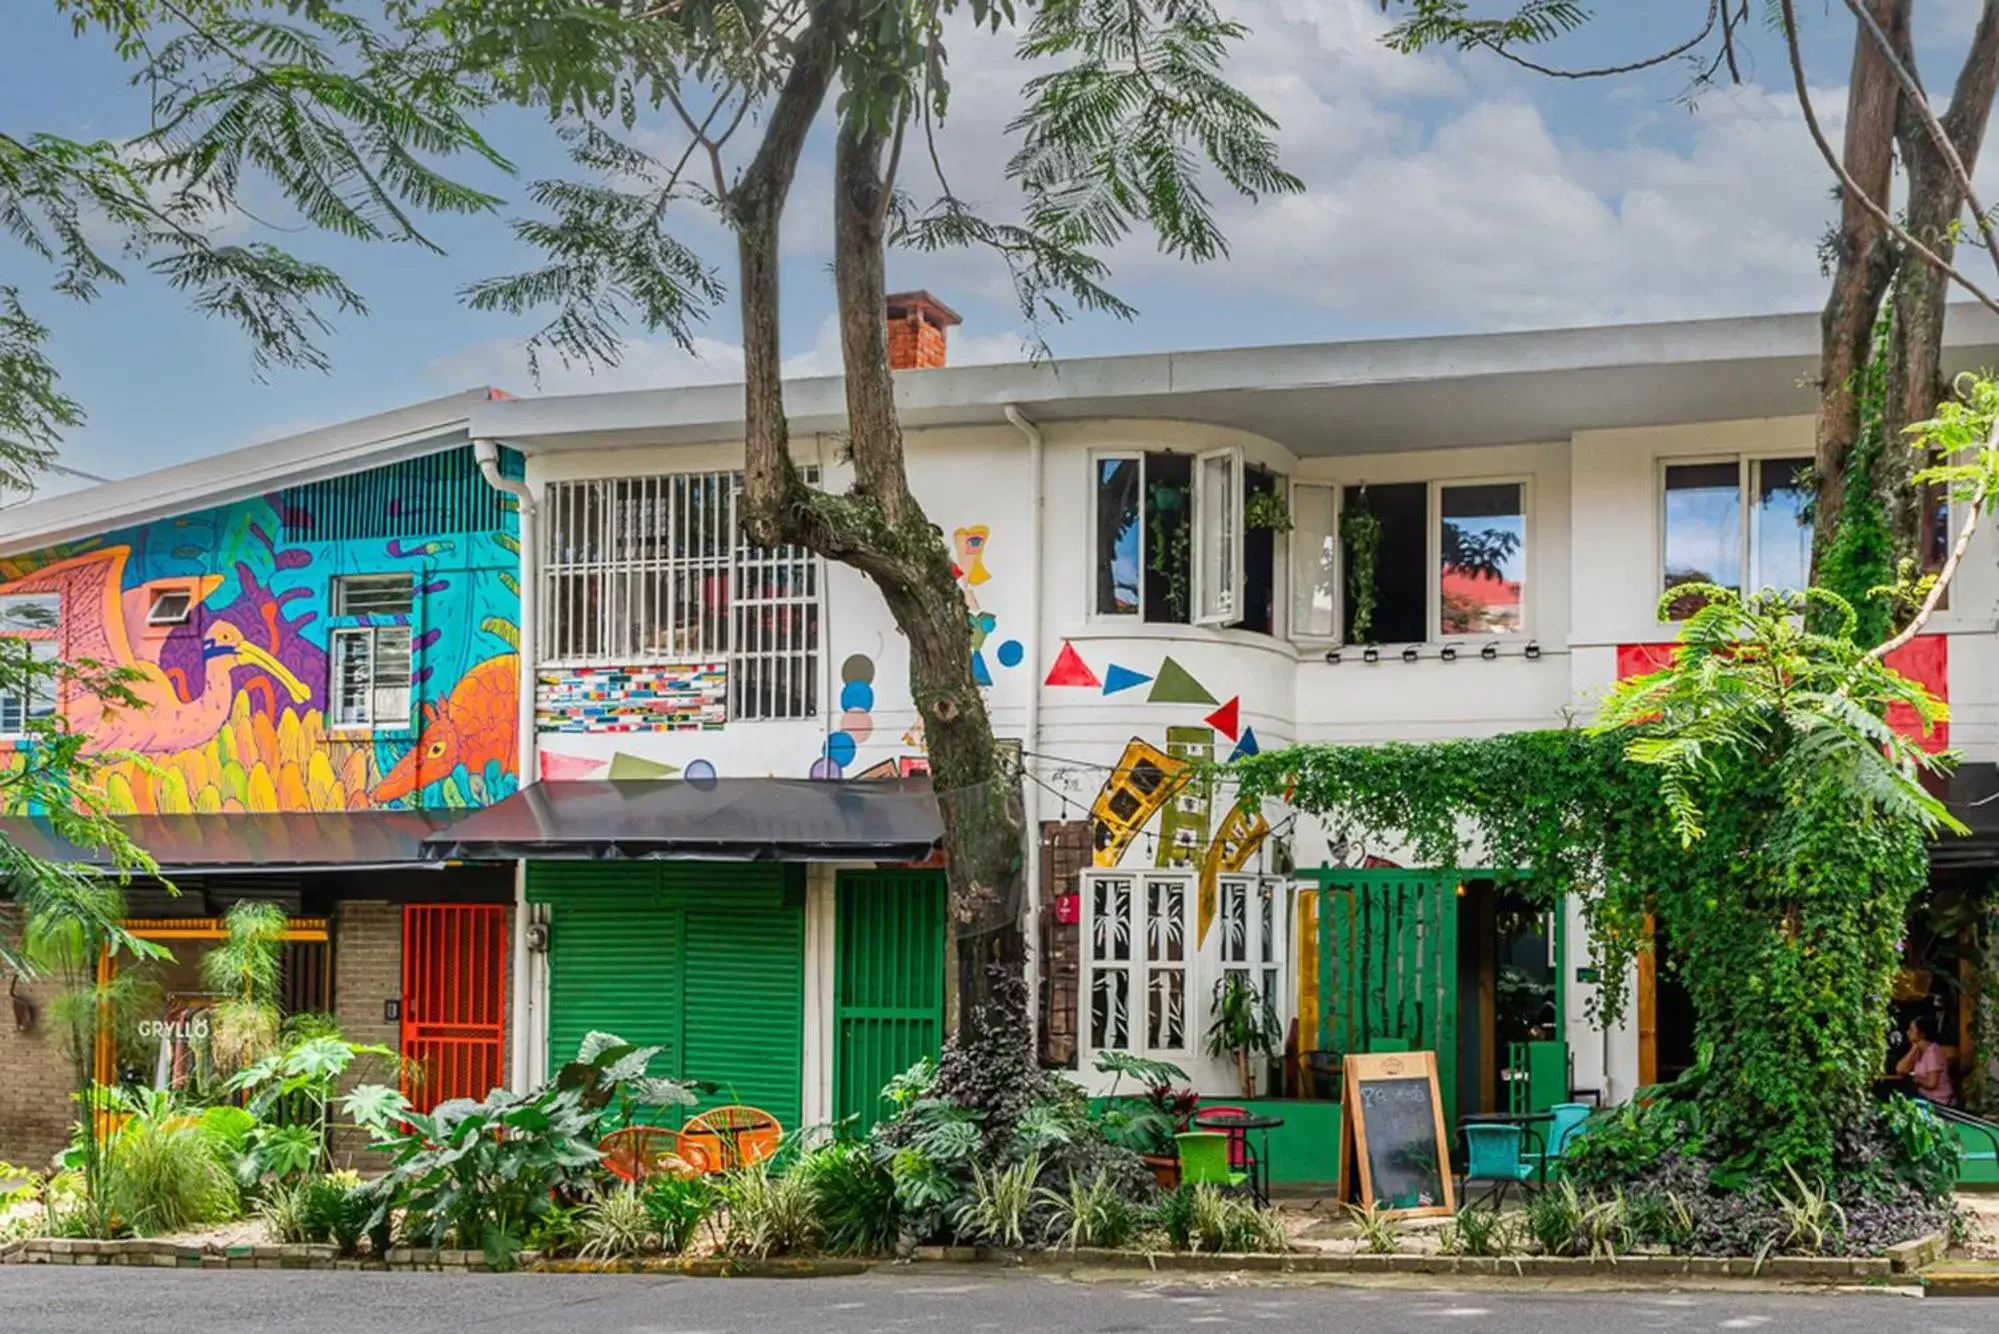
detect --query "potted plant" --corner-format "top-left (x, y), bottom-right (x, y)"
top-left (1206, 975), bottom-right (1282, 1099)
top-left (1090, 1052), bottom-right (1196, 1189)
top-left (1244, 489), bottom-right (1293, 533)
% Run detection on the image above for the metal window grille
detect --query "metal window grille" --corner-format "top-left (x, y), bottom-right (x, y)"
top-left (330, 625), bottom-right (413, 728)
top-left (280, 445), bottom-right (523, 542)
top-left (333, 573), bottom-right (416, 617)
top-left (541, 470), bottom-right (821, 720)
top-left (0, 593), bottom-right (60, 735)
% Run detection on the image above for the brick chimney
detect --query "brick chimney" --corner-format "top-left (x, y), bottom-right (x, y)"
top-left (885, 290), bottom-right (962, 371)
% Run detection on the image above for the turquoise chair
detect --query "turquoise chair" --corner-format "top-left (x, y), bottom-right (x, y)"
top-left (1531, 1103), bottom-right (1594, 1181)
top-left (1176, 1132), bottom-right (1250, 1191)
top-left (1460, 1123), bottom-right (1537, 1210)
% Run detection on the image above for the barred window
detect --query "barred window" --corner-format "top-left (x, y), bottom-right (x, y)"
top-left (541, 471), bottom-right (821, 720)
top-left (0, 593), bottom-right (60, 737)
top-left (329, 575), bottom-right (414, 730)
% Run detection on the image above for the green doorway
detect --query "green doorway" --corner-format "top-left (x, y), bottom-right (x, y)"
top-left (833, 869), bottom-right (947, 1135)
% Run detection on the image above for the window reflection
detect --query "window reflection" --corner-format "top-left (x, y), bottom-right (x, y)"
top-left (1440, 483), bottom-right (1525, 635)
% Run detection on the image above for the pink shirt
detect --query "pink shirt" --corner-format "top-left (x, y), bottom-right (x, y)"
top-left (1912, 1043), bottom-right (1955, 1105)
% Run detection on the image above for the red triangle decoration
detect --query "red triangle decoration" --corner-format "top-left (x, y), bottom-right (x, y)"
top-left (1044, 641), bottom-right (1102, 688)
top-left (1204, 697), bottom-right (1241, 741)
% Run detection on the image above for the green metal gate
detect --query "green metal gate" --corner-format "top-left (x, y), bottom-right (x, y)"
top-left (1301, 869), bottom-right (1461, 1124)
top-left (833, 869), bottom-right (947, 1135)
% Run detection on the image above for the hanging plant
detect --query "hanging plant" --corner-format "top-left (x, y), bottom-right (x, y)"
top-left (1342, 492), bottom-right (1382, 643)
top-left (1149, 492), bottom-right (1191, 621)
top-left (1245, 489), bottom-right (1293, 533)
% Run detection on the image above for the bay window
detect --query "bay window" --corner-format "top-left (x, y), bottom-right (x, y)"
top-left (1091, 449), bottom-right (1275, 634)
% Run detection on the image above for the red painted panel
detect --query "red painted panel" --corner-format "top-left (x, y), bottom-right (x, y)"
top-left (1615, 634), bottom-right (1948, 752)
top-left (400, 904), bottom-right (508, 1112)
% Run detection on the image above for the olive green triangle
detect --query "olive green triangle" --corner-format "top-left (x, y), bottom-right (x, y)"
top-left (1147, 657), bottom-right (1217, 706)
top-left (607, 752), bottom-right (681, 780)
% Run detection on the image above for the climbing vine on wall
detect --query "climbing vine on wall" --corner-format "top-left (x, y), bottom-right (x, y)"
top-left (1814, 309), bottom-right (1898, 648)
top-left (1235, 581), bottom-right (1955, 1184)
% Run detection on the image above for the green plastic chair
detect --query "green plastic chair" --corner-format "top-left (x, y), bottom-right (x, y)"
top-left (1461, 1123), bottom-right (1537, 1210)
top-left (1176, 1132), bottom-right (1250, 1191)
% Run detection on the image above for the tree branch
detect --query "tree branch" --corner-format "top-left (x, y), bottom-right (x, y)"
top-left (1844, 0), bottom-right (1999, 287)
top-left (1778, 0), bottom-right (1999, 317)
top-left (1866, 447), bottom-right (1993, 661)
top-left (1472, 1), bottom-right (1722, 81)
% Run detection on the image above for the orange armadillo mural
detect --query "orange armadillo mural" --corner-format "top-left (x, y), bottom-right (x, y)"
top-left (372, 654), bottom-right (520, 804)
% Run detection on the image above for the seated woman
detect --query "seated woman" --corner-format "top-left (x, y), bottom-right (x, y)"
top-left (1895, 1016), bottom-right (1957, 1107)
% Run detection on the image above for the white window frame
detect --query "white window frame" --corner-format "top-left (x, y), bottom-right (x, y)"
top-left (145, 587), bottom-right (195, 627)
top-left (0, 639), bottom-right (58, 739)
top-left (1658, 453), bottom-right (1814, 620)
top-left (1289, 481), bottom-right (1340, 643)
top-left (1082, 868), bottom-right (1294, 1072)
top-left (1082, 869), bottom-right (1194, 1061)
top-left (1192, 446), bottom-right (1245, 626)
top-left (540, 470), bottom-right (822, 722)
top-left (1086, 447), bottom-right (1254, 628)
top-left (1089, 450), bottom-right (1146, 621)
top-left (1287, 476), bottom-right (1533, 646)
top-left (328, 624), bottom-right (413, 732)
top-left (333, 573), bottom-right (417, 618)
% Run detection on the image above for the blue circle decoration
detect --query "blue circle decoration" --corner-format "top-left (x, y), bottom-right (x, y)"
top-left (810, 757), bottom-right (843, 780)
top-left (839, 680), bottom-right (875, 712)
top-left (996, 639), bottom-right (1024, 668)
top-left (824, 732), bottom-right (858, 767)
top-left (685, 759), bottom-right (717, 789)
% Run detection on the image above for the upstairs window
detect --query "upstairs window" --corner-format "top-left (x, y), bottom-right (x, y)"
top-left (329, 575), bottom-right (413, 730)
top-left (145, 587), bottom-right (195, 626)
top-left (1091, 449), bottom-right (1274, 634)
top-left (1662, 456), bottom-right (1810, 619)
top-left (0, 593), bottom-right (59, 737)
top-left (1291, 480), bottom-right (1528, 645)
top-left (542, 471), bottom-right (821, 720)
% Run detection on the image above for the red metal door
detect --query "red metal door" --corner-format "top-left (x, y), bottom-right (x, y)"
top-left (401, 904), bottom-right (508, 1112)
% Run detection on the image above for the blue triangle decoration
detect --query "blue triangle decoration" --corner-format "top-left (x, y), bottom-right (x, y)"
top-left (1101, 663), bottom-right (1152, 695)
top-left (1228, 727), bottom-right (1261, 763)
top-left (970, 650), bottom-right (993, 687)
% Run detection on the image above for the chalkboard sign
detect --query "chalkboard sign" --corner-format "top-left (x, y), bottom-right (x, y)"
top-left (1340, 1050), bottom-right (1455, 1219)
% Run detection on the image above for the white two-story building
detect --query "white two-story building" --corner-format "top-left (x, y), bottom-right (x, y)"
top-left (421, 297), bottom-right (1999, 1178)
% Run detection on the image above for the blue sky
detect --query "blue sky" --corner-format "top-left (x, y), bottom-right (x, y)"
top-left (5, 2), bottom-right (1981, 479)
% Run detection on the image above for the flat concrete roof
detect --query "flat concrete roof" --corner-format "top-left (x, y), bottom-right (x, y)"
top-left (470, 305), bottom-right (1999, 457)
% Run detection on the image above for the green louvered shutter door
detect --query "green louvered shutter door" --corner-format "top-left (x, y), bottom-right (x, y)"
top-left (834, 870), bottom-right (947, 1135)
top-left (534, 864), bottom-right (684, 1104)
top-left (664, 865), bottom-right (805, 1131)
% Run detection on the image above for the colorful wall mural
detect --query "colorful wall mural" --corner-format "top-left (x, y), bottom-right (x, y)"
top-left (0, 447), bottom-right (521, 813)
top-left (1046, 640), bottom-right (1272, 946)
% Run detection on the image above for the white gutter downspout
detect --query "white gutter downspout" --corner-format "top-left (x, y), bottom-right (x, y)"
top-left (473, 436), bottom-right (540, 1090)
top-left (1003, 406), bottom-right (1045, 1042)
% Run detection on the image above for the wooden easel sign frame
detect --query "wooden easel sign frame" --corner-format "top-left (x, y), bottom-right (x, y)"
top-left (1339, 1050), bottom-right (1456, 1220)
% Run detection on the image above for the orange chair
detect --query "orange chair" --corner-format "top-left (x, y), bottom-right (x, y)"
top-left (680, 1106), bottom-right (782, 1172)
top-left (598, 1126), bottom-right (713, 1182)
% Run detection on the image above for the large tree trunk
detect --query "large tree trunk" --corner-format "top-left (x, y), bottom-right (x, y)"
top-left (1882, 2), bottom-right (1999, 549)
top-left (731, 14), bottom-right (1027, 1035)
top-left (1812, 0), bottom-right (1909, 569)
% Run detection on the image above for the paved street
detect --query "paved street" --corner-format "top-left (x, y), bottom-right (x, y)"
top-left (3, 1266), bottom-right (1997, 1333)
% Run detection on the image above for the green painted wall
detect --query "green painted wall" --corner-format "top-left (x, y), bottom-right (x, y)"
top-left (1233, 1098), bottom-right (1342, 1187)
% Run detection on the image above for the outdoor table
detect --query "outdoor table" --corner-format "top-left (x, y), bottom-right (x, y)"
top-left (1192, 1110), bottom-right (1284, 1206)
top-left (1458, 1110), bottom-right (1553, 1185)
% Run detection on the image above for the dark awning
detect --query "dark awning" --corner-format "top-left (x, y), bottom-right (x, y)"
top-left (0, 809), bottom-right (473, 874)
top-left (422, 777), bottom-right (943, 862)
top-left (1935, 762), bottom-right (1999, 870)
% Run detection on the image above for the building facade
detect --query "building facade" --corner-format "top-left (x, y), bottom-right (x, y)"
top-left (6, 304), bottom-right (1998, 1176)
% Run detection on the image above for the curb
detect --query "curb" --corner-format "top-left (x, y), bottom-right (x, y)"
top-left (1921, 1263), bottom-right (1999, 1298)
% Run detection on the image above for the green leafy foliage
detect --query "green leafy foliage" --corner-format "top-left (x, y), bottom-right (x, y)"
top-left (952, 1152), bottom-right (1040, 1248)
top-left (578, 1185), bottom-right (657, 1261)
top-left (1346, 1199), bottom-right (1399, 1254)
top-left (1440, 1203), bottom-right (1512, 1257)
top-left (300, 1173), bottom-right (373, 1257)
top-left (641, 1172), bottom-right (717, 1255)
top-left (229, 1029), bottom-right (393, 1184)
top-left (344, 1082), bottom-right (601, 1271)
top-left (1038, 1169), bottom-right (1147, 1250)
top-left (712, 1155), bottom-right (819, 1259)
top-left (797, 1139), bottom-right (896, 1255)
top-left (99, 1088), bottom-right (240, 1237)
top-left (555, 1029), bottom-right (704, 1134)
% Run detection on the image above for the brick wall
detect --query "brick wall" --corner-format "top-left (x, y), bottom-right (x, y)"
top-left (0, 911), bottom-right (83, 1168)
top-left (330, 901), bottom-right (401, 1168)
top-left (886, 314), bottom-right (948, 370)
top-left (1039, 821), bottom-right (1090, 1069)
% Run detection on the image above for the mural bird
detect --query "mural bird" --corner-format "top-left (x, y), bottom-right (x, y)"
top-left (370, 652), bottom-right (519, 804)
top-left (0, 548), bottom-right (310, 755)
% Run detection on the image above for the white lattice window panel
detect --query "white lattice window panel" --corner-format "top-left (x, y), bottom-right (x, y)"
top-left (541, 470), bottom-right (821, 720)
top-left (1084, 870), bottom-right (1192, 1058)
